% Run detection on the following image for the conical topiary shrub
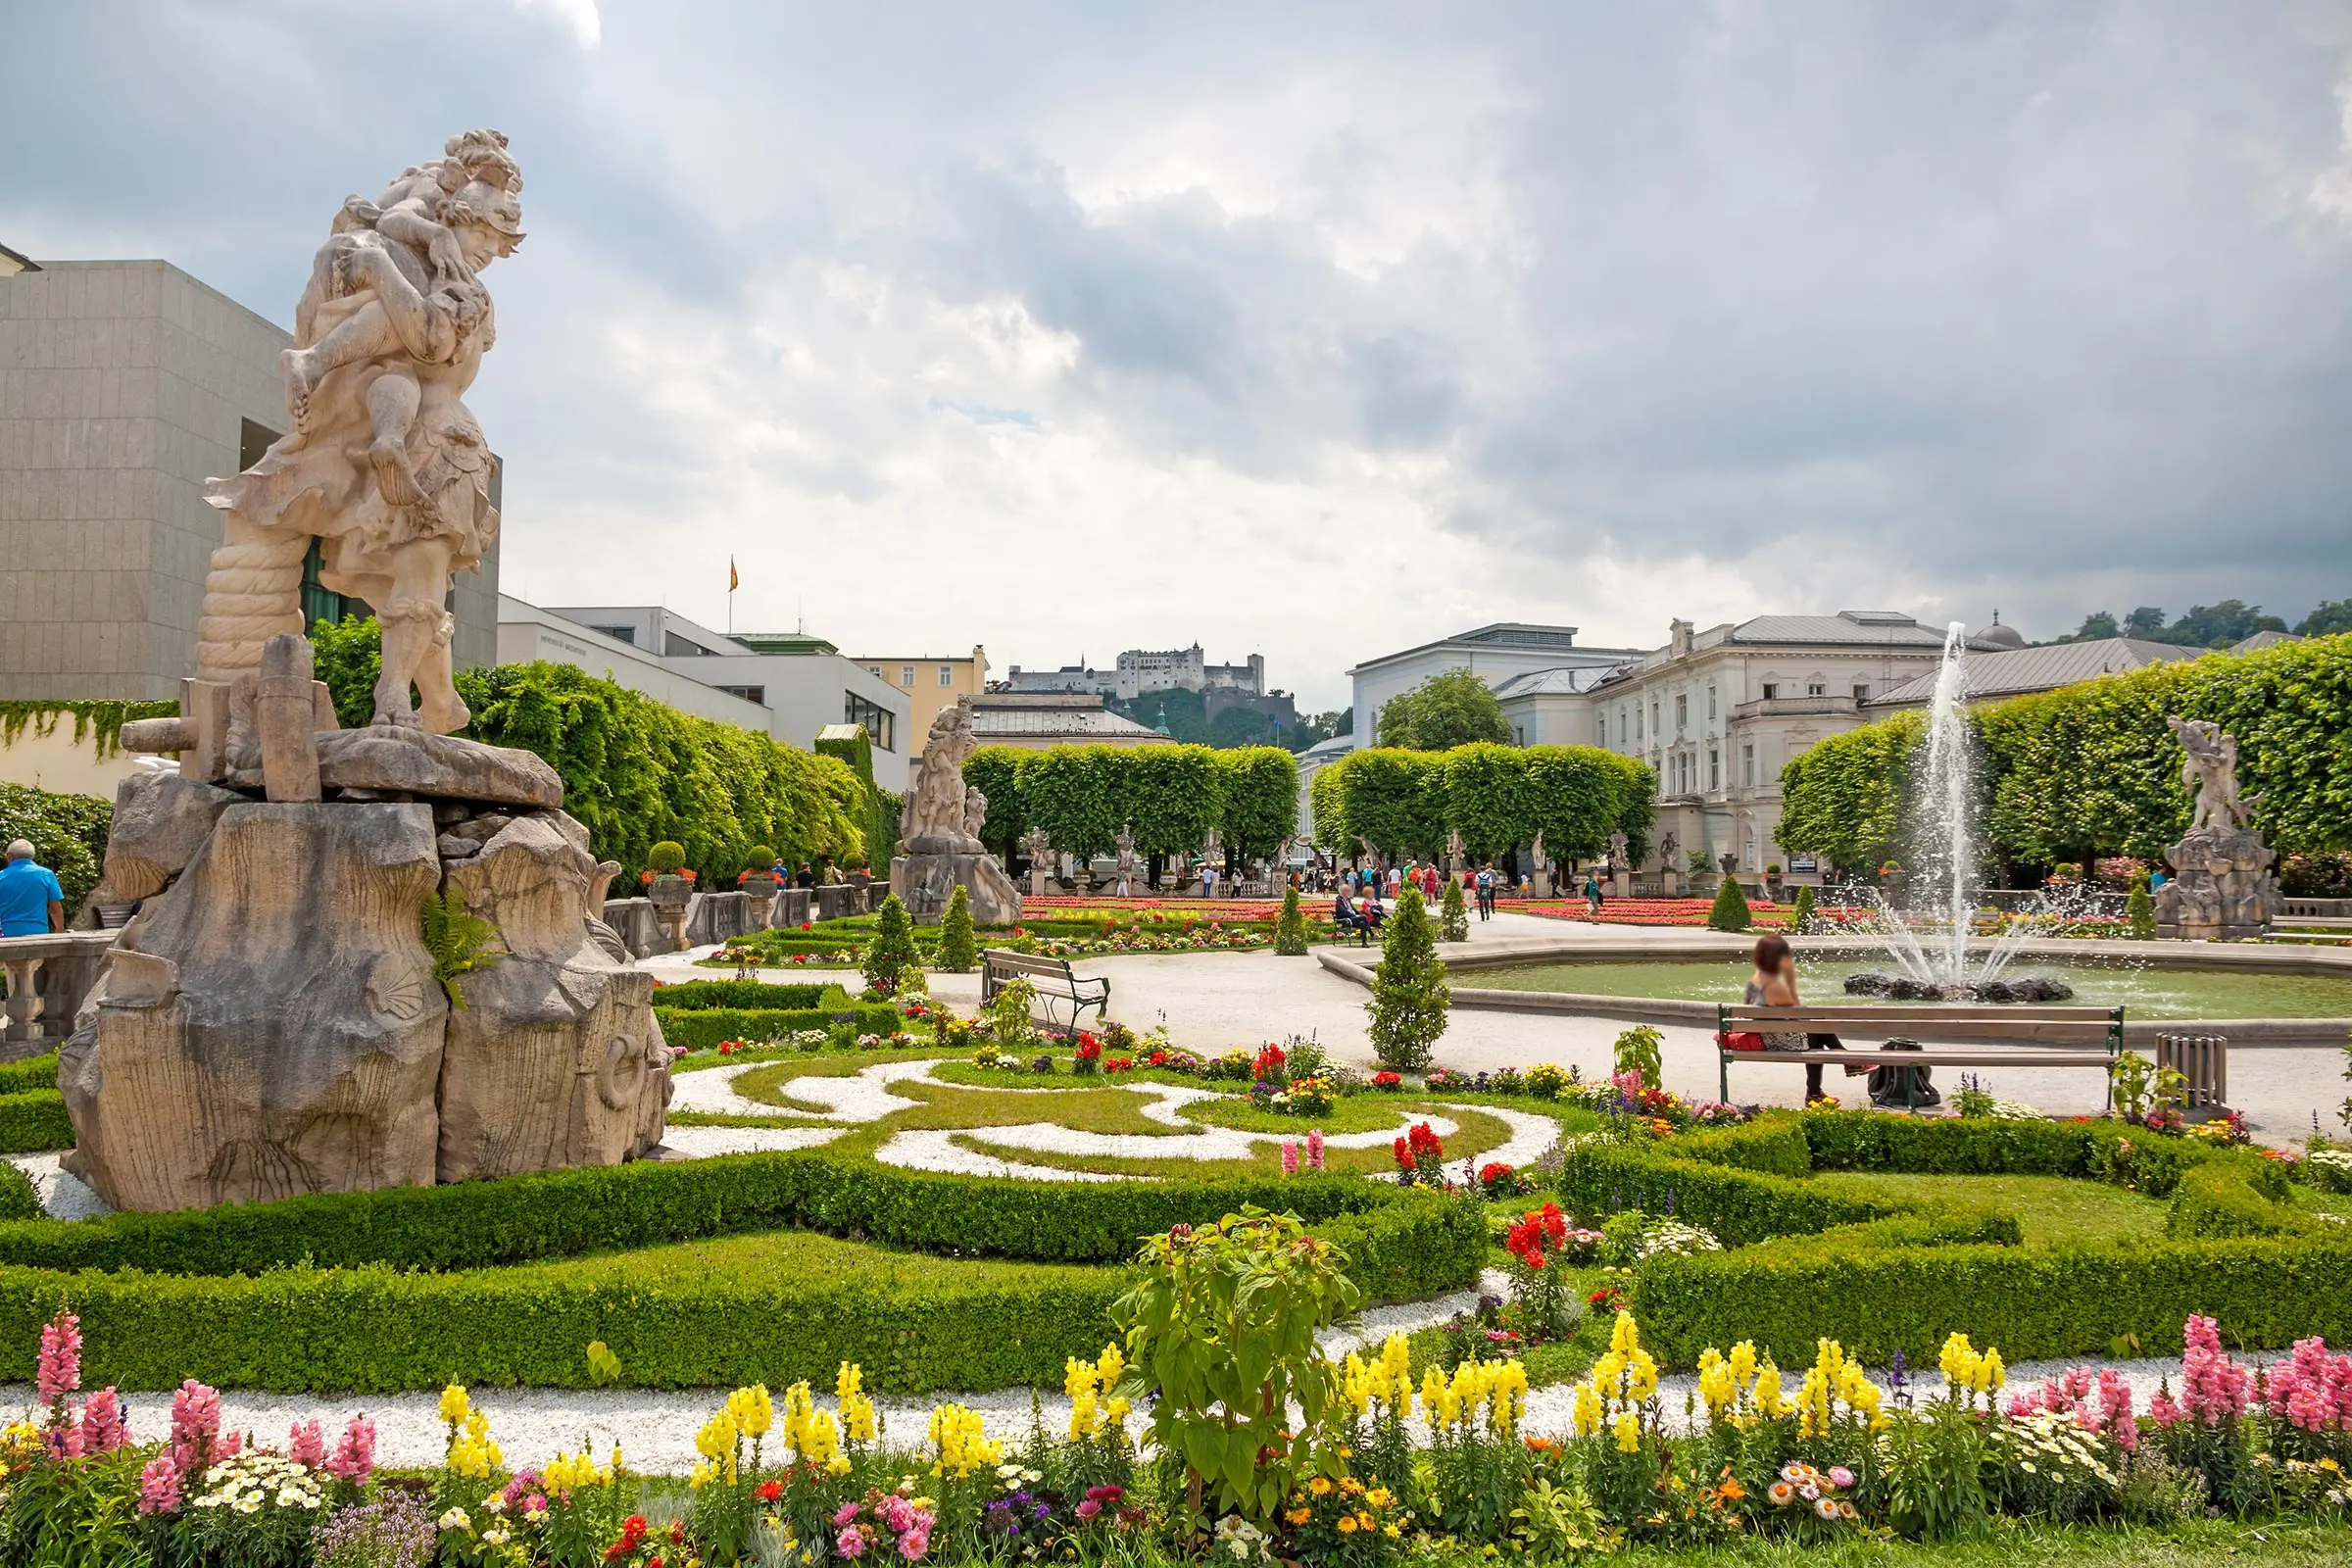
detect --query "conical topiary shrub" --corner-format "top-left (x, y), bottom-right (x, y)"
top-left (863, 892), bottom-right (921, 995)
top-left (1707, 873), bottom-right (1752, 933)
top-left (938, 884), bottom-right (978, 972)
top-left (1368, 886), bottom-right (1449, 1071)
top-left (2126, 875), bottom-right (2155, 940)
top-left (1439, 875), bottom-right (1470, 943)
top-left (1788, 884), bottom-right (1817, 935)
top-left (1274, 882), bottom-right (1308, 956)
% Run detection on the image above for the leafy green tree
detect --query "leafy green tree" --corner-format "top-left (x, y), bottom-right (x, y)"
top-left (863, 893), bottom-right (920, 995)
top-left (937, 884), bottom-right (977, 972)
top-left (2166, 600), bottom-right (2286, 648)
top-left (1109, 1207), bottom-right (1359, 1530)
top-left (1322, 749), bottom-right (1446, 861)
top-left (2057, 610), bottom-right (2122, 644)
top-left (2125, 875), bottom-right (2155, 940)
top-left (1307, 763), bottom-right (1350, 854)
top-left (1215, 747), bottom-right (1298, 869)
top-left (1207, 706), bottom-right (1274, 748)
top-left (1376, 669), bottom-right (1509, 750)
top-left (1273, 882), bottom-right (1308, 956)
top-left (1776, 711), bottom-right (1924, 873)
top-left (1367, 887), bottom-right (1448, 1070)
top-left (2123, 606), bottom-right (2168, 639)
top-left (1125, 746), bottom-right (1224, 870)
top-left (1286, 708), bottom-right (1352, 751)
top-left (1707, 874), bottom-right (1752, 932)
top-left (0, 782), bottom-right (111, 913)
top-left (1522, 746), bottom-right (1631, 865)
top-left (2297, 600), bottom-right (2352, 638)
top-left (1442, 742), bottom-right (1536, 862)
top-left (1110, 687), bottom-right (1206, 743)
top-left (1438, 874), bottom-right (1469, 942)
top-left (1017, 747), bottom-right (1124, 864)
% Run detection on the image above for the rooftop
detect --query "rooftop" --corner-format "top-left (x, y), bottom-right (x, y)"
top-left (1864, 637), bottom-right (2201, 710)
top-left (732, 631), bottom-right (840, 656)
top-left (1348, 621), bottom-right (1644, 675)
top-left (1725, 611), bottom-right (1968, 648)
top-left (1490, 664), bottom-right (1625, 700)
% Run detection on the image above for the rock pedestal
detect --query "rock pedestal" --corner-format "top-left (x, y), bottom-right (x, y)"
top-left (68, 725), bottom-right (671, 1211)
top-left (2155, 825), bottom-right (2280, 941)
top-left (890, 834), bottom-right (1021, 925)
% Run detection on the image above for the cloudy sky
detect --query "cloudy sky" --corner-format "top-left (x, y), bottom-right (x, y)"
top-left (9, 2), bottom-right (2351, 708)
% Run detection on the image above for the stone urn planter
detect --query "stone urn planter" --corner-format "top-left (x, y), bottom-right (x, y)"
top-left (648, 872), bottom-right (694, 951)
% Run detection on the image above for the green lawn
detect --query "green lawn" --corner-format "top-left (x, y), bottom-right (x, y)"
top-left (1808, 1171), bottom-right (2172, 1247)
top-left (1503, 1522), bottom-right (2352, 1567)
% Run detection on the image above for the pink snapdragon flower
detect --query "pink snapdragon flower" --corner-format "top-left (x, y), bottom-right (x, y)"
top-left (2180, 1314), bottom-right (2250, 1426)
top-left (289, 1418), bottom-right (326, 1467)
top-left (325, 1417), bottom-right (376, 1485)
top-left (36, 1310), bottom-right (81, 1404)
top-left (79, 1388), bottom-right (127, 1453)
top-left (2263, 1336), bottom-right (2352, 1434)
top-left (137, 1453), bottom-right (182, 1515)
top-left (1306, 1129), bottom-right (1325, 1170)
top-left (1281, 1141), bottom-right (1299, 1176)
top-left (170, 1379), bottom-right (226, 1473)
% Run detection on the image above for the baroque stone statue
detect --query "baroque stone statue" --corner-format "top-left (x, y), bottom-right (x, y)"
top-left (1113, 824), bottom-right (1140, 896)
top-left (198, 130), bottom-right (523, 735)
top-left (891, 704), bottom-right (1021, 923)
top-left (2154, 716), bottom-right (2279, 941)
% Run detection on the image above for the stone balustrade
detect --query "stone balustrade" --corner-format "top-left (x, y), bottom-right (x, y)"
top-left (0, 931), bottom-right (121, 1058)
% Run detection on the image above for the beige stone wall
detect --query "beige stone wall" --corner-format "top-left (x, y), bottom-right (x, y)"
top-left (0, 721), bottom-right (159, 799)
top-left (0, 259), bottom-right (500, 700)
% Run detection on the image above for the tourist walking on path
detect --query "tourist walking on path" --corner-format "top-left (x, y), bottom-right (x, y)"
top-left (1584, 873), bottom-right (1602, 917)
top-left (0, 841), bottom-right (65, 937)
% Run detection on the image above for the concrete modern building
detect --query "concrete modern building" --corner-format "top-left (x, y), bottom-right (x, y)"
top-left (1345, 623), bottom-right (1642, 751)
top-left (0, 252), bottom-right (500, 701)
top-left (964, 692), bottom-right (1170, 750)
top-left (850, 646), bottom-right (990, 743)
top-left (504, 602), bottom-right (913, 790)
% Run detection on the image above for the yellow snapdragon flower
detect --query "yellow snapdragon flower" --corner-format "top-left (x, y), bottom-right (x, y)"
top-left (928, 1402), bottom-right (1000, 1478)
top-left (439, 1385), bottom-right (471, 1426)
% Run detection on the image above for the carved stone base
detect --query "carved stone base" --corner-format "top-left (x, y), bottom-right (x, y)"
top-left (891, 850), bottom-right (1021, 925)
top-left (2155, 825), bottom-right (2280, 941)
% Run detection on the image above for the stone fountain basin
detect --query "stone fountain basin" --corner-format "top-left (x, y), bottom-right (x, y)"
top-left (1316, 934), bottom-right (2352, 1049)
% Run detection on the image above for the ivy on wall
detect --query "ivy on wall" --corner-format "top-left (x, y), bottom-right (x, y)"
top-left (0, 701), bottom-right (178, 760)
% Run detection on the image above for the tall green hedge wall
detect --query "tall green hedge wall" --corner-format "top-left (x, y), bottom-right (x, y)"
top-left (311, 617), bottom-right (867, 881)
top-left (0, 782), bottom-right (117, 912)
top-left (1309, 743), bottom-right (1655, 865)
top-left (961, 744), bottom-right (1298, 868)
top-left (1777, 633), bottom-right (2352, 872)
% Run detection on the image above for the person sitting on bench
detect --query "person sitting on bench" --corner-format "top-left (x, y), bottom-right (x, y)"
top-left (1747, 934), bottom-right (1843, 1102)
top-left (1333, 888), bottom-right (1368, 943)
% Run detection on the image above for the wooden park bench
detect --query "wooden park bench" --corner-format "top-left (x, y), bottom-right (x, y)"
top-left (981, 949), bottom-right (1111, 1039)
top-left (1716, 1003), bottom-right (2126, 1111)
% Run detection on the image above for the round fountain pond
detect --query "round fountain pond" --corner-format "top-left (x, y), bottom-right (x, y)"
top-left (1466, 956), bottom-right (2352, 1020)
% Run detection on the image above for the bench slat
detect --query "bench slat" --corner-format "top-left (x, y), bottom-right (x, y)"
top-left (1727, 1051), bottom-right (2111, 1066)
top-left (1725, 1005), bottom-right (2117, 1024)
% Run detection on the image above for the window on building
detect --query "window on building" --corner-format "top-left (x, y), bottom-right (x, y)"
top-left (1761, 682), bottom-right (1780, 700)
top-left (844, 692), bottom-right (896, 752)
top-left (901, 664), bottom-right (915, 687)
top-left (1675, 694), bottom-right (1688, 730)
top-left (1708, 748), bottom-right (1720, 791)
top-left (938, 664), bottom-right (954, 686)
top-left (664, 631), bottom-right (715, 657)
top-left (1512, 724), bottom-right (1526, 746)
top-left (1852, 681), bottom-right (1871, 701)
top-left (867, 665), bottom-right (881, 677)
top-left (1807, 682), bottom-right (1826, 698)
top-left (1617, 709), bottom-right (1627, 743)
top-left (589, 624), bottom-right (637, 646)
top-left (298, 538), bottom-right (346, 633)
top-left (1596, 715), bottom-right (1607, 745)
top-left (1742, 745), bottom-right (1755, 787)
top-left (715, 684), bottom-right (765, 705)
top-left (1707, 686), bottom-right (1717, 720)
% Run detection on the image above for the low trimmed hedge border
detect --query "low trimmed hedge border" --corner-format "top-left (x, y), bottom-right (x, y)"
top-left (0, 1089), bottom-right (73, 1154)
top-left (0, 1193), bottom-right (1483, 1395)
top-left (649, 980), bottom-right (835, 1010)
top-left (0, 1161), bottom-right (40, 1221)
top-left (1562, 1111), bottom-right (2352, 1367)
top-left (0, 1147), bottom-right (1467, 1275)
top-left (655, 1002), bottom-right (903, 1052)
top-left (0, 1054), bottom-right (59, 1095)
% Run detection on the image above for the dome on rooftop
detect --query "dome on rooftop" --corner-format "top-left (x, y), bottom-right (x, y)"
top-left (1973, 614), bottom-right (2027, 651)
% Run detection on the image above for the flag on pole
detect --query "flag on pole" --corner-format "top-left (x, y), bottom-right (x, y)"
top-left (729, 557), bottom-right (739, 593)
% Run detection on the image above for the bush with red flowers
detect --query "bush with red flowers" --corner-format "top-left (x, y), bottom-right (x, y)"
top-left (1251, 1043), bottom-right (1288, 1085)
top-left (1072, 1033), bottom-right (1103, 1076)
top-left (1392, 1121), bottom-right (1446, 1186)
top-left (1371, 1070), bottom-right (1403, 1092)
top-left (1477, 1160), bottom-right (1531, 1199)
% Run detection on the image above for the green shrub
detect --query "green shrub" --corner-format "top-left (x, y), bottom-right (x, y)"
top-left (2126, 875), bottom-right (2156, 939)
top-left (1706, 875), bottom-right (1751, 932)
top-left (1273, 882), bottom-right (1308, 956)
top-left (0, 781), bottom-right (115, 913)
top-left (1438, 876), bottom-right (1469, 942)
top-left (745, 844), bottom-right (775, 872)
top-left (646, 841), bottom-right (687, 874)
top-left (0, 1162), bottom-right (40, 1221)
top-left (1788, 885), bottom-right (1817, 933)
top-left (862, 894), bottom-right (919, 995)
top-left (937, 886), bottom-right (977, 973)
top-left (0, 1091), bottom-right (74, 1154)
top-left (0, 1054), bottom-right (58, 1096)
top-left (654, 1003), bottom-right (900, 1052)
top-left (1367, 887), bottom-right (1447, 1070)
top-left (647, 980), bottom-right (832, 1011)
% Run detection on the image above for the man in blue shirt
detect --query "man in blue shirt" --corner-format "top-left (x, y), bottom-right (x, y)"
top-left (0, 841), bottom-right (67, 937)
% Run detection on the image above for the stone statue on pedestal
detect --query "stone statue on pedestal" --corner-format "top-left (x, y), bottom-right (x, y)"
top-left (1113, 824), bottom-right (1139, 897)
top-left (1445, 827), bottom-right (1465, 876)
top-left (72, 135), bottom-right (675, 1213)
top-left (1529, 829), bottom-right (1548, 897)
top-left (2154, 716), bottom-right (2279, 941)
top-left (890, 706), bottom-right (1022, 923)
top-left (1657, 830), bottom-right (1681, 897)
top-left (1020, 826), bottom-right (1055, 899)
top-left (1608, 830), bottom-right (1634, 899)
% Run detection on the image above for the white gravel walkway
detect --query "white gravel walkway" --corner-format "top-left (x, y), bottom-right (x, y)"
top-left (4, 1153), bottom-right (111, 1221)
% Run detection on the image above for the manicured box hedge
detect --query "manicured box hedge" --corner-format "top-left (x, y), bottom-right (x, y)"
top-left (0, 1162), bottom-right (40, 1221)
top-left (648, 979), bottom-right (834, 1010)
top-left (655, 1002), bottom-right (902, 1052)
top-left (1563, 1111), bottom-right (2352, 1366)
top-left (0, 1189), bottom-right (1483, 1395)
top-left (0, 1090), bottom-right (73, 1154)
top-left (0, 1054), bottom-right (59, 1095)
top-left (0, 1149), bottom-right (1467, 1275)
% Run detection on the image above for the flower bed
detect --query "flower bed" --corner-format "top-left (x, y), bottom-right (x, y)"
top-left (1516, 897), bottom-right (1792, 928)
